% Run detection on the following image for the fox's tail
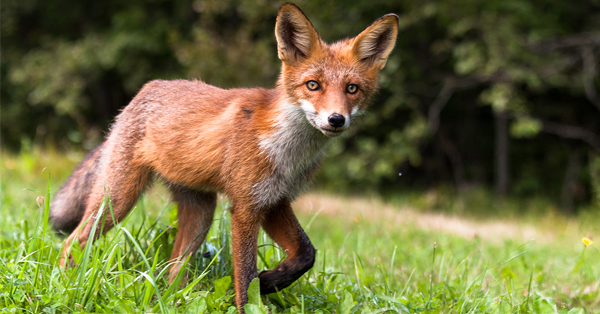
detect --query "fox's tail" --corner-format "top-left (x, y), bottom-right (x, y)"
top-left (50, 142), bottom-right (104, 234)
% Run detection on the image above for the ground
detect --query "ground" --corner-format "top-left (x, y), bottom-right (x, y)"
top-left (0, 150), bottom-right (598, 313)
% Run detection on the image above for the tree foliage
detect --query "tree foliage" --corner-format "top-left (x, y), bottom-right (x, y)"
top-left (2, 0), bottom-right (599, 209)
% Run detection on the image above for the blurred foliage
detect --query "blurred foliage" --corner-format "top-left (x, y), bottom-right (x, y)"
top-left (2, 0), bottom-right (600, 210)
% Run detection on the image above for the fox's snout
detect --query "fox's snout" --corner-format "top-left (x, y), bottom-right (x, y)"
top-left (320, 112), bottom-right (349, 137)
top-left (310, 110), bottom-right (351, 137)
top-left (327, 113), bottom-right (345, 128)
top-left (298, 99), bottom-right (355, 137)
top-left (319, 111), bottom-right (349, 137)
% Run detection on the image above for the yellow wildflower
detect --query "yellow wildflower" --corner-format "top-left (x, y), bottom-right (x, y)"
top-left (582, 237), bottom-right (593, 247)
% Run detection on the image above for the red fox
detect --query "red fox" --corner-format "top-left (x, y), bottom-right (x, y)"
top-left (50, 2), bottom-right (398, 309)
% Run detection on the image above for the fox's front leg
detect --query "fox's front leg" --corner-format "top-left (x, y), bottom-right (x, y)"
top-left (258, 200), bottom-right (315, 294)
top-left (231, 203), bottom-right (262, 310)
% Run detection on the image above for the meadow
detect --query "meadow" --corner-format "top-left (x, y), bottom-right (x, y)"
top-left (1, 149), bottom-right (598, 313)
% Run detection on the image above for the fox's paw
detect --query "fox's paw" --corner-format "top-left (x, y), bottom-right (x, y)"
top-left (258, 266), bottom-right (297, 295)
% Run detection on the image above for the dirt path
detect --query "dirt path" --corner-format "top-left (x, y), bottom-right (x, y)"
top-left (293, 193), bottom-right (560, 243)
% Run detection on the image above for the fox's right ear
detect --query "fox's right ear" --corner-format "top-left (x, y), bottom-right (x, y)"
top-left (275, 3), bottom-right (321, 63)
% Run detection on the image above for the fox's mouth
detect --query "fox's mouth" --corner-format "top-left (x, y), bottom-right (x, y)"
top-left (320, 128), bottom-right (344, 137)
top-left (302, 111), bottom-right (346, 137)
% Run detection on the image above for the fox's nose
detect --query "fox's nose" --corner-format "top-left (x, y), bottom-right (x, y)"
top-left (328, 113), bottom-right (345, 128)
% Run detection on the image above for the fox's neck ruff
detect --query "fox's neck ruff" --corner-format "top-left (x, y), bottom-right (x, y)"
top-left (252, 100), bottom-right (331, 207)
top-left (264, 100), bottom-right (331, 166)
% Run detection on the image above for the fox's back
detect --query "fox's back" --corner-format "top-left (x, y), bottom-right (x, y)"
top-left (119, 80), bottom-right (282, 194)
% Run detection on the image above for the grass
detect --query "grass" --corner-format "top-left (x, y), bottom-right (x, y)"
top-left (1, 148), bottom-right (599, 313)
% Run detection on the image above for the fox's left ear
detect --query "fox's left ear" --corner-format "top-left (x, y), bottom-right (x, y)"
top-left (352, 14), bottom-right (399, 71)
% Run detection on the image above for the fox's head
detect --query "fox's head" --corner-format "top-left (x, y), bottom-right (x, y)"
top-left (275, 3), bottom-right (398, 137)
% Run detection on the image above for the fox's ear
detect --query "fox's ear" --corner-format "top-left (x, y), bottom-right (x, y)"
top-left (275, 3), bottom-right (321, 63)
top-left (352, 14), bottom-right (399, 71)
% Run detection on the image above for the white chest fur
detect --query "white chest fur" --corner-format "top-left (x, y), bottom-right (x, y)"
top-left (252, 102), bottom-right (330, 208)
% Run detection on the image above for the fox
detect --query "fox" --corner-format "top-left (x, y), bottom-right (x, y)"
top-left (50, 2), bottom-right (398, 310)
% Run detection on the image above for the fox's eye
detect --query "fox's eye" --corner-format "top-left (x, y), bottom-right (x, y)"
top-left (347, 84), bottom-right (358, 94)
top-left (306, 80), bottom-right (320, 91)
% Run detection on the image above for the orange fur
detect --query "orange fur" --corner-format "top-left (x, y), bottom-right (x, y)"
top-left (50, 3), bottom-right (398, 311)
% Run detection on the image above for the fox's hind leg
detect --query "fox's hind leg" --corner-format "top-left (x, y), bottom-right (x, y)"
top-left (167, 186), bottom-right (217, 283)
top-left (60, 157), bottom-right (152, 267)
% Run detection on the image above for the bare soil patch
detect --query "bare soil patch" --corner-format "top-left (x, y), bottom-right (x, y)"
top-left (293, 193), bottom-right (558, 243)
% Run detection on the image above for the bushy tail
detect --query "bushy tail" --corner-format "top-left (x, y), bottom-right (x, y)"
top-left (50, 143), bottom-right (104, 234)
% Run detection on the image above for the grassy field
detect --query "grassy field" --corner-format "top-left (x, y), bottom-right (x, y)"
top-left (1, 149), bottom-right (599, 313)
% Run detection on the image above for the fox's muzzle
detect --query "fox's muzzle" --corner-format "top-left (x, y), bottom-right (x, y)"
top-left (327, 113), bottom-right (345, 128)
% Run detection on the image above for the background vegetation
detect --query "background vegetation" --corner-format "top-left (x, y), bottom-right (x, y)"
top-left (2, 0), bottom-right (600, 212)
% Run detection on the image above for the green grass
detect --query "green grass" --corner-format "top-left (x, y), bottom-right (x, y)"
top-left (1, 149), bottom-right (599, 313)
